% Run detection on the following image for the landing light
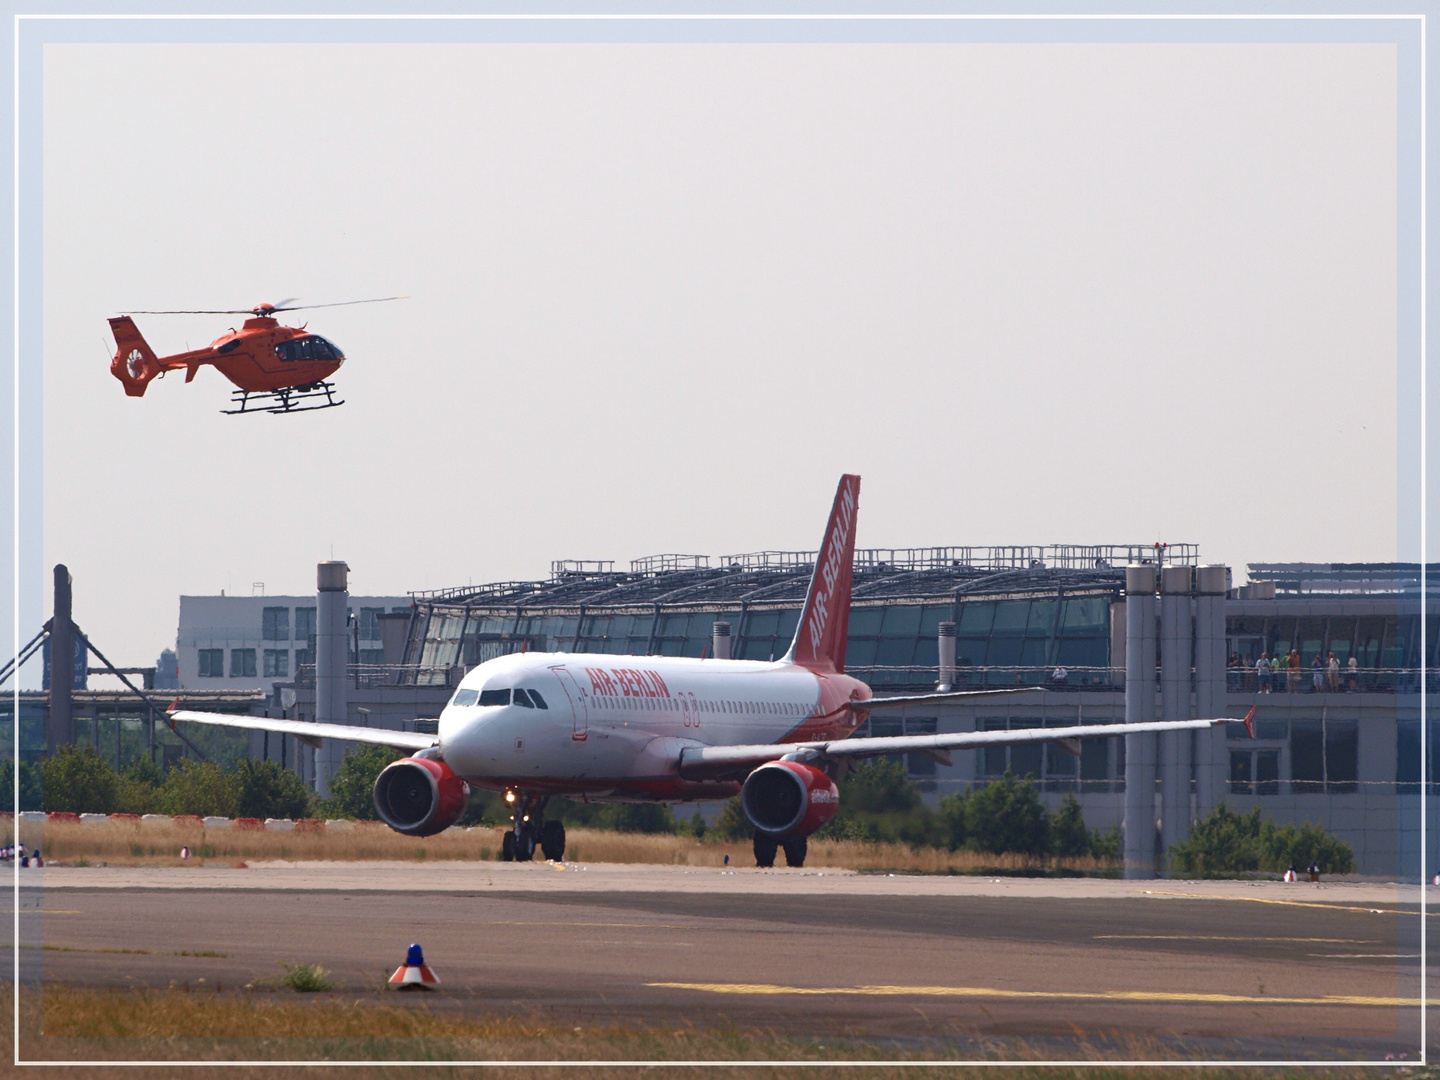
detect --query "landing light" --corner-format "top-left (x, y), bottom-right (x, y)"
top-left (504, 790), bottom-right (516, 804)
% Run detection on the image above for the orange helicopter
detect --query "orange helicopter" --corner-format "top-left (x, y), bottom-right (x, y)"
top-left (108, 297), bottom-right (403, 414)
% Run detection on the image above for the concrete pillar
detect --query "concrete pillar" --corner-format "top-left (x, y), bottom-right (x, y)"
top-left (1193, 565), bottom-right (1229, 818)
top-left (1123, 564), bottom-right (1157, 878)
top-left (712, 621), bottom-right (731, 660)
top-left (1159, 564), bottom-right (1194, 861)
top-left (48, 564), bottom-right (75, 755)
top-left (937, 621), bottom-right (957, 690)
top-left (315, 561), bottom-right (349, 797)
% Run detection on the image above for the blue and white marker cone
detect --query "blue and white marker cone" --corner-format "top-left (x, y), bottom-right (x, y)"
top-left (388, 942), bottom-right (439, 990)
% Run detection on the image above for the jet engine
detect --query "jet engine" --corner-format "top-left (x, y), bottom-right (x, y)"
top-left (740, 760), bottom-right (838, 838)
top-left (373, 757), bottom-right (469, 836)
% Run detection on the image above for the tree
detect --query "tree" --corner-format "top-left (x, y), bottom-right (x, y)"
top-left (322, 744), bottom-right (403, 820)
top-left (158, 759), bottom-right (238, 818)
top-left (1050, 793), bottom-right (1092, 858)
top-left (937, 789), bottom-right (970, 850)
top-left (593, 803), bottom-right (677, 834)
top-left (965, 772), bottom-right (1051, 855)
top-left (712, 797), bottom-right (753, 841)
top-left (820, 759), bottom-right (940, 846)
top-left (114, 756), bottom-right (163, 815)
top-left (235, 759), bottom-right (316, 820)
top-left (41, 744), bottom-right (117, 814)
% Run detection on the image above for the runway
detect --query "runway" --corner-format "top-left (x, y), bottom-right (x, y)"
top-left (13, 863), bottom-right (1427, 1060)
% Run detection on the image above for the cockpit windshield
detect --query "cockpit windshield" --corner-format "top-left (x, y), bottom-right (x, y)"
top-left (477, 689), bottom-right (511, 707)
top-left (274, 335), bottom-right (343, 363)
top-left (450, 688), bottom-right (478, 707)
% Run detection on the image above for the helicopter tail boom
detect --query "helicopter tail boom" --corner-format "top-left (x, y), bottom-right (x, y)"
top-left (109, 316), bottom-right (164, 397)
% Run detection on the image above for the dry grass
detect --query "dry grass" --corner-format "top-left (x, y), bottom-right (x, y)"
top-left (16, 818), bottom-right (1114, 875)
top-left (11, 984), bottom-right (1406, 1074)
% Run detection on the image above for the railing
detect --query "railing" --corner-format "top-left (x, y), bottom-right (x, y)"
top-left (295, 664), bottom-right (461, 689)
top-left (630, 554), bottom-right (710, 575)
top-left (854, 665), bottom-right (1433, 693)
top-left (1227, 666), bottom-right (1431, 694)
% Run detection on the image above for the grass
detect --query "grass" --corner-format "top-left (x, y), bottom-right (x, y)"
top-left (16, 818), bottom-right (1118, 874)
top-left (14, 984), bottom-right (1414, 1073)
top-left (277, 963), bottom-right (333, 993)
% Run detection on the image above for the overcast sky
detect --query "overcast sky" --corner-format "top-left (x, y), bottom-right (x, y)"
top-left (35, 40), bottom-right (1398, 675)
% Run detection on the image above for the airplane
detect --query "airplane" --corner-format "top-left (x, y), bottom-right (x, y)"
top-left (167, 474), bottom-right (1255, 867)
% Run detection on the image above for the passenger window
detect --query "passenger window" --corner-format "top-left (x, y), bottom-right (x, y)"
top-left (451, 689), bottom-right (478, 707)
top-left (478, 689), bottom-right (511, 707)
top-left (529, 689), bottom-right (549, 710)
top-left (513, 689), bottom-right (534, 708)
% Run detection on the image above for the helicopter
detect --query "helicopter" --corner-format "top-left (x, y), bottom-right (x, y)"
top-left (108, 297), bottom-right (403, 415)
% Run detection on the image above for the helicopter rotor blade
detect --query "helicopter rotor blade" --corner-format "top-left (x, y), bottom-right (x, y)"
top-left (267, 296), bottom-right (408, 313)
top-left (123, 308), bottom-right (257, 315)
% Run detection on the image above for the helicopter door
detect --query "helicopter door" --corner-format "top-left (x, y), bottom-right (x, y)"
top-left (549, 666), bottom-right (589, 742)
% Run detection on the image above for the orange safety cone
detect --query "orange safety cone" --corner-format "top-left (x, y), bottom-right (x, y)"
top-left (388, 943), bottom-right (439, 991)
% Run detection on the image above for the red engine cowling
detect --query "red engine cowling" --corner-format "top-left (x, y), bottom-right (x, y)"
top-left (373, 757), bottom-right (469, 837)
top-left (740, 760), bottom-right (839, 838)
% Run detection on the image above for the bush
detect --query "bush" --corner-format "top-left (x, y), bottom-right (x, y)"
top-left (41, 745), bottom-right (117, 814)
top-left (235, 759), bottom-right (317, 820)
top-left (591, 803), bottom-right (677, 834)
top-left (965, 771), bottom-right (1050, 856)
top-left (278, 962), bottom-right (332, 992)
top-left (322, 744), bottom-right (403, 821)
top-left (1167, 803), bottom-right (1355, 877)
top-left (1050, 793), bottom-right (1091, 858)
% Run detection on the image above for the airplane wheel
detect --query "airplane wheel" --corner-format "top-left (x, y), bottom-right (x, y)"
top-left (782, 836), bottom-right (807, 868)
top-left (753, 833), bottom-right (778, 868)
top-left (501, 830), bottom-right (516, 862)
top-left (513, 829), bottom-right (536, 862)
top-left (540, 820), bottom-right (566, 861)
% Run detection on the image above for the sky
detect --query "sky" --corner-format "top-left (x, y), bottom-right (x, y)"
top-left (33, 39), bottom-right (1400, 677)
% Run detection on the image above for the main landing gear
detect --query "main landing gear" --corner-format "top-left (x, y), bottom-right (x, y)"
top-left (753, 833), bottom-right (807, 868)
top-left (499, 792), bottom-right (567, 862)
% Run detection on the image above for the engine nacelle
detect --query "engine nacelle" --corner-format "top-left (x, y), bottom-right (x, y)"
top-left (740, 760), bottom-right (838, 838)
top-left (373, 757), bottom-right (469, 837)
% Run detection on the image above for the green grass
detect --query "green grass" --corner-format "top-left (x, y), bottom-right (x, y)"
top-left (277, 962), bottom-right (333, 993)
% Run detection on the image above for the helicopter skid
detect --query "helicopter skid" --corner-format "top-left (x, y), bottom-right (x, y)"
top-left (223, 382), bottom-right (344, 415)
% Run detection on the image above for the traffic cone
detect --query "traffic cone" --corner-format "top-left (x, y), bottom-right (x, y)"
top-left (388, 943), bottom-right (439, 991)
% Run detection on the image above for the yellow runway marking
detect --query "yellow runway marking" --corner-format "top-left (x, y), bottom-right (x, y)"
top-left (1141, 890), bottom-right (1404, 916)
top-left (648, 982), bottom-right (1419, 1008)
top-left (1095, 935), bottom-right (1371, 944)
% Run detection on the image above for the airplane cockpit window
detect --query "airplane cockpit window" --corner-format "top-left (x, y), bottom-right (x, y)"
top-left (512, 689), bottom-right (535, 708)
top-left (451, 688), bottom-right (479, 707)
top-left (528, 689), bottom-right (549, 710)
top-left (478, 689), bottom-right (511, 707)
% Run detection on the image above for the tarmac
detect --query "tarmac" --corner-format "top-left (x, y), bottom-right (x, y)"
top-left (10, 862), bottom-right (1429, 1061)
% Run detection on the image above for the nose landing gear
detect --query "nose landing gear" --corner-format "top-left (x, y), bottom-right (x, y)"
top-left (499, 792), bottom-right (567, 862)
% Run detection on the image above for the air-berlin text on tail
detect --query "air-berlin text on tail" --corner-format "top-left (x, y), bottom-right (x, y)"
top-left (807, 480), bottom-right (857, 653)
top-left (585, 666), bottom-right (671, 698)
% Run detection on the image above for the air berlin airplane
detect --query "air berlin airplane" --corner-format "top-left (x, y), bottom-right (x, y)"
top-left (169, 475), bottom-right (1254, 867)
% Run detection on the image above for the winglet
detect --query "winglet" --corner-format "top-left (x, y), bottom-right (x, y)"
top-left (166, 698), bottom-right (180, 729)
top-left (1242, 706), bottom-right (1256, 740)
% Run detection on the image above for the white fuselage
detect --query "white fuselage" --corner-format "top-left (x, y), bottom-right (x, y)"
top-left (437, 651), bottom-right (866, 801)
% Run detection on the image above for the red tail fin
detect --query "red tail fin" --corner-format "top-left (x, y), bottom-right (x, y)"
top-left (784, 474), bottom-right (860, 671)
top-left (109, 316), bottom-right (162, 397)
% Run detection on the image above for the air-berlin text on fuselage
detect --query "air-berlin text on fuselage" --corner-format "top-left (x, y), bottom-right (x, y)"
top-left (807, 481), bottom-right (857, 654)
top-left (809, 788), bottom-right (839, 804)
top-left (584, 666), bottom-right (671, 698)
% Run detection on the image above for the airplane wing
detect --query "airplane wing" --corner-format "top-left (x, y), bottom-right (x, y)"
top-left (851, 687), bottom-right (1045, 709)
top-left (167, 709), bottom-right (436, 752)
top-left (676, 708), bottom-right (1255, 780)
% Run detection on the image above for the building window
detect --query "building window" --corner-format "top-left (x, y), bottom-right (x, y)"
top-left (263, 649), bottom-right (289, 678)
top-left (230, 649), bottom-right (257, 678)
top-left (197, 649), bottom-right (224, 677)
top-left (295, 648), bottom-right (314, 671)
top-left (360, 607), bottom-right (383, 642)
top-left (359, 648), bottom-right (385, 665)
top-left (262, 606), bottom-right (290, 641)
top-left (295, 607), bottom-right (317, 648)
top-left (1230, 749), bottom-right (1280, 796)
